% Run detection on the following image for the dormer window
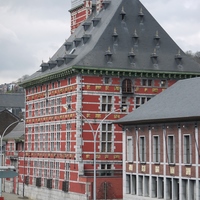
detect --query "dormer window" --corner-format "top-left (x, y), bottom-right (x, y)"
top-left (122, 79), bottom-right (133, 94)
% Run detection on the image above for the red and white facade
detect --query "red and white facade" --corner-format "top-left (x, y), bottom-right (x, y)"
top-left (6, 73), bottom-right (179, 199)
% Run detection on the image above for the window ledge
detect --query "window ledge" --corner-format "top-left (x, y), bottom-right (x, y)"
top-left (168, 163), bottom-right (175, 166)
top-left (184, 163), bottom-right (192, 167)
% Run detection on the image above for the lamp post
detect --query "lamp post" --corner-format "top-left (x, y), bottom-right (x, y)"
top-left (0, 119), bottom-right (19, 197)
top-left (64, 106), bottom-right (121, 200)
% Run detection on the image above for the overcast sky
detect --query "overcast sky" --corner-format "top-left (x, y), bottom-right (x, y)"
top-left (0, 0), bottom-right (200, 85)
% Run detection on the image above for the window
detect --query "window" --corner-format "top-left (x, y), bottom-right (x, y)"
top-left (100, 164), bottom-right (112, 176)
top-left (66, 123), bottom-right (71, 152)
top-left (66, 95), bottom-right (71, 111)
top-left (65, 162), bottom-right (70, 180)
top-left (104, 77), bottom-right (111, 84)
top-left (121, 96), bottom-right (128, 112)
top-left (168, 136), bottom-right (175, 164)
top-left (101, 96), bottom-right (112, 112)
top-left (139, 136), bottom-right (146, 162)
top-left (126, 174), bottom-right (131, 194)
top-left (127, 137), bottom-right (133, 162)
top-left (160, 80), bottom-right (167, 87)
top-left (57, 80), bottom-right (61, 87)
top-left (52, 82), bottom-right (55, 89)
top-left (122, 79), bottom-right (132, 93)
top-left (142, 79), bottom-right (153, 86)
top-left (153, 136), bottom-right (160, 163)
top-left (101, 124), bottom-right (112, 152)
top-left (135, 96), bottom-right (151, 109)
top-left (67, 78), bottom-right (71, 85)
top-left (183, 135), bottom-right (191, 164)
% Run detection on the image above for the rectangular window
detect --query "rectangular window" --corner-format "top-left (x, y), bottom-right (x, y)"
top-left (121, 96), bottom-right (128, 112)
top-left (183, 135), bottom-right (191, 164)
top-left (168, 136), bottom-right (175, 163)
top-left (104, 77), bottom-right (111, 84)
top-left (127, 137), bottom-right (133, 162)
top-left (153, 136), bottom-right (160, 163)
top-left (65, 162), bottom-right (70, 180)
top-left (142, 79), bottom-right (153, 86)
top-left (126, 174), bottom-right (131, 194)
top-left (101, 96), bottom-right (112, 112)
top-left (66, 95), bottom-right (71, 110)
top-left (139, 137), bottom-right (146, 162)
top-left (100, 164), bottom-right (112, 176)
top-left (135, 96), bottom-right (151, 109)
top-left (101, 124), bottom-right (112, 152)
top-left (66, 123), bottom-right (71, 152)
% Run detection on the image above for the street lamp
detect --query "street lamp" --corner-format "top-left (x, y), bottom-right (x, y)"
top-left (0, 119), bottom-right (20, 197)
top-left (64, 106), bottom-right (122, 200)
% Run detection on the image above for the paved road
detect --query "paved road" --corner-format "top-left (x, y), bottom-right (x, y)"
top-left (2, 192), bottom-right (29, 200)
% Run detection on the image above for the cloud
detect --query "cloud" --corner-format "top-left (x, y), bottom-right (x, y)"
top-left (0, 0), bottom-right (71, 84)
top-left (0, 0), bottom-right (200, 84)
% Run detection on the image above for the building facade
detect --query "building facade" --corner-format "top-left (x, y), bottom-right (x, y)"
top-left (12, 0), bottom-right (200, 199)
top-left (117, 77), bottom-right (200, 200)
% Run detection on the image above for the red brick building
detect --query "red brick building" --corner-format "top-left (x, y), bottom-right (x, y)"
top-left (117, 77), bottom-right (200, 200)
top-left (15, 0), bottom-right (200, 199)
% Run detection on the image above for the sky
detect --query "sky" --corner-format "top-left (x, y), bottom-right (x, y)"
top-left (0, 0), bottom-right (200, 85)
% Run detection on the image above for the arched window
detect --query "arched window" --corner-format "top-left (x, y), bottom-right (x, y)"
top-left (122, 79), bottom-right (133, 93)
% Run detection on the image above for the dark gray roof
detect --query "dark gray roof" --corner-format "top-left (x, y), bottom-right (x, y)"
top-left (3, 122), bottom-right (24, 140)
top-left (116, 77), bottom-right (200, 125)
top-left (23, 0), bottom-right (200, 84)
top-left (0, 93), bottom-right (25, 108)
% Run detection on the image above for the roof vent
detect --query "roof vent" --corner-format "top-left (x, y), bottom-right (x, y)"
top-left (154, 31), bottom-right (160, 45)
top-left (128, 48), bottom-right (136, 63)
top-left (105, 47), bottom-right (112, 62)
top-left (64, 54), bottom-right (77, 64)
top-left (175, 49), bottom-right (182, 64)
top-left (82, 22), bottom-right (92, 31)
top-left (48, 60), bottom-right (57, 69)
top-left (82, 34), bottom-right (91, 44)
top-left (64, 41), bottom-right (73, 51)
top-left (132, 29), bottom-right (139, 44)
top-left (151, 49), bottom-right (158, 64)
top-left (138, 8), bottom-right (144, 22)
top-left (120, 6), bottom-right (126, 20)
top-left (74, 38), bottom-right (82, 47)
top-left (56, 57), bottom-right (65, 67)
top-left (92, 17), bottom-right (101, 27)
top-left (128, 48), bottom-right (136, 58)
top-left (112, 28), bottom-right (118, 41)
top-left (40, 62), bottom-right (49, 72)
top-left (102, 1), bottom-right (111, 9)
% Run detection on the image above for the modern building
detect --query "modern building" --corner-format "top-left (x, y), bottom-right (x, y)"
top-left (116, 77), bottom-right (200, 200)
top-left (17, 0), bottom-right (200, 199)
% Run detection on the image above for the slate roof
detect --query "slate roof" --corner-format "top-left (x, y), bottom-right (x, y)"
top-left (116, 77), bottom-right (200, 125)
top-left (0, 110), bottom-right (20, 136)
top-left (3, 122), bottom-right (24, 141)
top-left (22, 0), bottom-right (200, 85)
top-left (0, 93), bottom-right (25, 108)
